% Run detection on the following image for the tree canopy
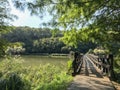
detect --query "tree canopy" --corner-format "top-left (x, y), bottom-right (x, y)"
top-left (0, 0), bottom-right (119, 55)
top-left (2, 26), bottom-right (96, 54)
top-left (0, 0), bottom-right (17, 31)
top-left (0, 0), bottom-right (15, 56)
top-left (11, 0), bottom-right (120, 54)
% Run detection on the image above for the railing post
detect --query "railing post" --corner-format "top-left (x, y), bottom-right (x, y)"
top-left (72, 52), bottom-right (79, 76)
top-left (98, 54), bottom-right (102, 70)
top-left (102, 57), bottom-right (106, 74)
top-left (98, 57), bottom-right (101, 69)
top-left (109, 54), bottom-right (115, 79)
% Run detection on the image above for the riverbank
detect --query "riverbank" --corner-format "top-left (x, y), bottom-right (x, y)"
top-left (19, 53), bottom-right (68, 56)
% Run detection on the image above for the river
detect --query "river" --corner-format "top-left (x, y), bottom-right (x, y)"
top-left (21, 55), bottom-right (69, 67)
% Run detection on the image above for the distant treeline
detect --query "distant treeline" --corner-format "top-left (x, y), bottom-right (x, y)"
top-left (2, 26), bottom-right (96, 54)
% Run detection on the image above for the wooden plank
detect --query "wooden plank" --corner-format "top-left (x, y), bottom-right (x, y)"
top-left (68, 54), bottom-right (115, 90)
top-left (67, 75), bottom-right (115, 90)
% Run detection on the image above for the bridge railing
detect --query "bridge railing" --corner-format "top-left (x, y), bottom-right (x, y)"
top-left (72, 53), bottom-right (83, 76)
top-left (87, 54), bottom-right (115, 78)
top-left (76, 55), bottom-right (83, 73)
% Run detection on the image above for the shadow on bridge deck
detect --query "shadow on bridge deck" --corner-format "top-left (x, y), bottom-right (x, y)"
top-left (67, 75), bottom-right (115, 90)
top-left (80, 55), bottom-right (103, 78)
top-left (67, 55), bottom-right (115, 90)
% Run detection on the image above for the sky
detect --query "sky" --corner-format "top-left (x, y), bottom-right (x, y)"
top-left (9, 0), bottom-right (51, 28)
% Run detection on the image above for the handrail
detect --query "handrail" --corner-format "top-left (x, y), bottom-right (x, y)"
top-left (76, 56), bottom-right (83, 73)
top-left (86, 54), bottom-right (109, 76)
top-left (72, 54), bottom-right (83, 76)
top-left (88, 54), bottom-right (110, 69)
top-left (86, 54), bottom-right (115, 79)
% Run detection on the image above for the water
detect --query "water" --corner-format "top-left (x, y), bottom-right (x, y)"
top-left (21, 55), bottom-right (69, 67)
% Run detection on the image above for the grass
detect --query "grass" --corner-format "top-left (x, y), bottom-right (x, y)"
top-left (0, 56), bottom-right (73, 90)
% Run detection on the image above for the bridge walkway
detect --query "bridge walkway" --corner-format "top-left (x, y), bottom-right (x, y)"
top-left (67, 54), bottom-right (115, 90)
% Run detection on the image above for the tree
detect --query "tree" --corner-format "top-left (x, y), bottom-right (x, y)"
top-left (0, 0), bottom-right (17, 57)
top-left (0, 0), bottom-right (17, 31)
top-left (2, 26), bottom-right (96, 54)
top-left (12, 0), bottom-right (120, 54)
top-left (6, 42), bottom-right (25, 55)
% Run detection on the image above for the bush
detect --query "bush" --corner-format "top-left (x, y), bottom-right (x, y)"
top-left (8, 73), bottom-right (24, 90)
top-left (0, 73), bottom-right (24, 90)
top-left (0, 78), bottom-right (8, 90)
top-left (66, 60), bottom-right (73, 75)
top-left (0, 57), bottom-right (73, 90)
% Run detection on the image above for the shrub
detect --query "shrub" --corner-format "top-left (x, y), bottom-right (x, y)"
top-left (0, 56), bottom-right (73, 90)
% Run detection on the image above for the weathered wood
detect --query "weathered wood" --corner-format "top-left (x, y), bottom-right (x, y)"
top-left (88, 54), bottom-right (110, 68)
top-left (72, 52), bottom-right (83, 76)
top-left (76, 57), bottom-right (83, 73)
top-left (87, 54), bottom-right (112, 76)
top-left (87, 54), bottom-right (116, 80)
top-left (67, 75), bottom-right (115, 90)
top-left (109, 54), bottom-right (115, 79)
top-left (68, 54), bottom-right (115, 90)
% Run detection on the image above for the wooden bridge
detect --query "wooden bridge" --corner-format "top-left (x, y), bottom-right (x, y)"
top-left (68, 53), bottom-right (116, 90)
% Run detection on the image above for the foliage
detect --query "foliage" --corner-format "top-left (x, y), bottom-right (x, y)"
top-left (6, 42), bottom-right (25, 55)
top-left (11, 0), bottom-right (120, 54)
top-left (0, 73), bottom-right (24, 90)
top-left (60, 29), bottom-right (79, 48)
top-left (0, 0), bottom-right (17, 57)
top-left (114, 52), bottom-right (120, 83)
top-left (67, 60), bottom-right (73, 69)
top-left (0, 57), bottom-right (73, 90)
top-left (2, 26), bottom-right (97, 54)
top-left (33, 37), bottom-right (66, 53)
top-left (93, 47), bottom-right (109, 54)
top-left (66, 59), bottom-right (73, 75)
top-left (51, 29), bottom-right (62, 38)
top-left (114, 49), bottom-right (120, 72)
top-left (0, 39), bottom-right (7, 57)
top-left (0, 0), bottom-right (16, 30)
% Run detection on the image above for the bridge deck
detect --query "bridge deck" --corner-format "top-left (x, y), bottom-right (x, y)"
top-left (67, 55), bottom-right (115, 90)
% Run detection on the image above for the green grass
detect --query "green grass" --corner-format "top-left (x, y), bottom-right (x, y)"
top-left (0, 56), bottom-right (73, 90)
